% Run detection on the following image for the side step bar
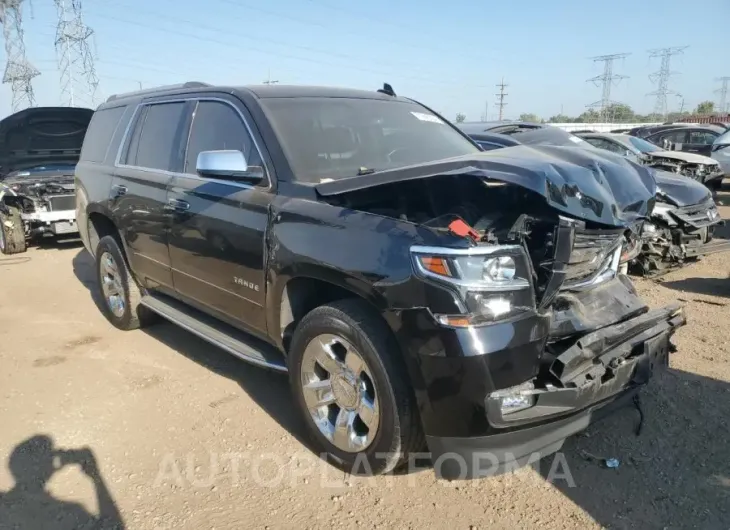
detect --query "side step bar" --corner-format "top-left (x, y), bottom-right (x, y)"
top-left (140, 294), bottom-right (287, 372)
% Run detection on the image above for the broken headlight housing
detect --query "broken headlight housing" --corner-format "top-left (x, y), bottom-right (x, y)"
top-left (410, 244), bottom-right (535, 327)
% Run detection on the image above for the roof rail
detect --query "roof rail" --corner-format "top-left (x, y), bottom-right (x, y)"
top-left (106, 81), bottom-right (210, 102)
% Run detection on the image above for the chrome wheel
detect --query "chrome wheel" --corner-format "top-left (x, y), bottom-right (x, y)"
top-left (99, 251), bottom-right (125, 318)
top-left (300, 334), bottom-right (380, 452)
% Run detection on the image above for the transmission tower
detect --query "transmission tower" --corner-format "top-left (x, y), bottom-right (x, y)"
top-left (54, 0), bottom-right (98, 107)
top-left (0, 0), bottom-right (40, 112)
top-left (647, 46), bottom-right (688, 119)
top-left (495, 78), bottom-right (507, 120)
top-left (585, 53), bottom-right (630, 122)
top-left (715, 77), bottom-right (730, 114)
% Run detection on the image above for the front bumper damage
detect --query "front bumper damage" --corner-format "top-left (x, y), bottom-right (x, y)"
top-left (425, 302), bottom-right (686, 479)
top-left (632, 200), bottom-right (728, 276)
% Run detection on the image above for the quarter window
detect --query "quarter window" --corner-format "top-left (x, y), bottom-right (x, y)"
top-left (184, 101), bottom-right (263, 177)
top-left (80, 106), bottom-right (126, 163)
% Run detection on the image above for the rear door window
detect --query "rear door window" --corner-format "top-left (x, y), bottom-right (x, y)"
top-left (689, 130), bottom-right (718, 145)
top-left (80, 106), bottom-right (126, 163)
top-left (124, 102), bottom-right (186, 171)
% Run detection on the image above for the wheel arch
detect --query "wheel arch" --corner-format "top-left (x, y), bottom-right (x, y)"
top-left (270, 271), bottom-right (388, 355)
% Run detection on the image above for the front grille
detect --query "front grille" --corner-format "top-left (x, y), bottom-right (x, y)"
top-left (48, 195), bottom-right (76, 212)
top-left (563, 229), bottom-right (623, 288)
top-left (672, 200), bottom-right (719, 228)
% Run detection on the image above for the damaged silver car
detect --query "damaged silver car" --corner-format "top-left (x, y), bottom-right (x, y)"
top-left (0, 107), bottom-right (92, 255)
top-left (579, 132), bottom-right (725, 190)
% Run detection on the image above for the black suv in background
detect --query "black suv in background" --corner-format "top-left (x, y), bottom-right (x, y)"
top-left (76, 82), bottom-right (685, 478)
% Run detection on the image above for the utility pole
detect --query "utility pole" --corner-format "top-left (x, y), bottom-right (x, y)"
top-left (0, 0), bottom-right (40, 112)
top-left (495, 78), bottom-right (507, 121)
top-left (481, 100), bottom-right (488, 121)
top-left (263, 69), bottom-right (278, 85)
top-left (715, 77), bottom-right (730, 114)
top-left (647, 46), bottom-right (688, 120)
top-left (54, 0), bottom-right (99, 107)
top-left (585, 53), bottom-right (630, 122)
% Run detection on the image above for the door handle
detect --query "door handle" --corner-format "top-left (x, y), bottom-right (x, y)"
top-left (165, 198), bottom-right (190, 212)
top-left (111, 184), bottom-right (127, 198)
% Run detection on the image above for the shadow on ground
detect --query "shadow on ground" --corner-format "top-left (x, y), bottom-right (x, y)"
top-left (0, 435), bottom-right (125, 529)
top-left (71, 249), bottom-right (310, 450)
top-left (659, 276), bottom-right (730, 298)
top-left (538, 368), bottom-right (730, 529)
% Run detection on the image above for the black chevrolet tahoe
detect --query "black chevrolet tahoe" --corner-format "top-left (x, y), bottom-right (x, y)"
top-left (75, 82), bottom-right (686, 479)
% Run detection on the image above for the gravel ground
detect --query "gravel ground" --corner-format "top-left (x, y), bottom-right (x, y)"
top-left (0, 184), bottom-right (729, 529)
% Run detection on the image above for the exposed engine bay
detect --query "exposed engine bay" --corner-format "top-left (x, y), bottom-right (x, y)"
top-left (0, 172), bottom-right (78, 254)
top-left (642, 153), bottom-right (723, 188)
top-left (629, 198), bottom-right (728, 277)
top-left (326, 173), bottom-right (630, 331)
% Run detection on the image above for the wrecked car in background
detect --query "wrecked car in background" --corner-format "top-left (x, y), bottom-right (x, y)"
top-left (460, 122), bottom-right (728, 276)
top-left (0, 106), bottom-right (93, 254)
top-left (77, 83), bottom-right (685, 479)
top-left (578, 132), bottom-right (725, 190)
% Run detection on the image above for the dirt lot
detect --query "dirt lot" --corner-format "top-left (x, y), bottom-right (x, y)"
top-left (1, 187), bottom-right (729, 530)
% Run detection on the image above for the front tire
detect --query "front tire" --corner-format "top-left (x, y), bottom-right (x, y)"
top-left (0, 207), bottom-right (27, 255)
top-left (288, 299), bottom-right (423, 475)
top-left (95, 235), bottom-right (155, 330)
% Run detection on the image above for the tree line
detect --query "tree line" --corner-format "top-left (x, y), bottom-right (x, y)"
top-left (454, 101), bottom-right (720, 124)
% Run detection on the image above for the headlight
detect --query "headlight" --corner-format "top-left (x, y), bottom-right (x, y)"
top-left (651, 202), bottom-right (676, 225)
top-left (411, 245), bottom-right (535, 327)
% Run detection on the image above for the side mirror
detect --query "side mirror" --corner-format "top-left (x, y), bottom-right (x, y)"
top-left (196, 150), bottom-right (264, 182)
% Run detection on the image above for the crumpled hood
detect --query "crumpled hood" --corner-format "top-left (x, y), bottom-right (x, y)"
top-left (653, 170), bottom-right (712, 207)
top-left (316, 145), bottom-right (657, 227)
top-left (647, 150), bottom-right (718, 165)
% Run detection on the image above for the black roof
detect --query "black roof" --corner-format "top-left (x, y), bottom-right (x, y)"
top-left (104, 82), bottom-right (412, 105)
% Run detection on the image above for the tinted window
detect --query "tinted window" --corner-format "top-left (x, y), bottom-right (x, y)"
top-left (689, 130), bottom-right (717, 145)
top-left (184, 101), bottom-right (263, 175)
top-left (261, 97), bottom-right (478, 183)
top-left (656, 130), bottom-right (687, 145)
top-left (125, 102), bottom-right (186, 170)
top-left (80, 106), bottom-right (126, 163)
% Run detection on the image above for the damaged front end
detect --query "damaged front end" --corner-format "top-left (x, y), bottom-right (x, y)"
top-left (0, 172), bottom-right (78, 241)
top-left (642, 152), bottom-right (725, 189)
top-left (629, 173), bottom-right (729, 277)
top-left (317, 145), bottom-right (686, 477)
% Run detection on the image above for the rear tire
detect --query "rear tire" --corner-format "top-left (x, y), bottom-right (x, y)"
top-left (288, 299), bottom-right (423, 476)
top-left (0, 207), bottom-right (27, 255)
top-left (95, 235), bottom-right (156, 330)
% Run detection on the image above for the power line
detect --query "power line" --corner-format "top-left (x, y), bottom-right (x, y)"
top-left (0, 0), bottom-right (39, 112)
top-left (647, 46), bottom-right (688, 119)
top-left (715, 77), bottom-right (730, 114)
top-left (495, 78), bottom-right (508, 121)
top-left (585, 52), bottom-right (629, 122)
top-left (54, 0), bottom-right (99, 107)
top-left (262, 69), bottom-right (278, 85)
top-left (85, 4), bottom-right (488, 90)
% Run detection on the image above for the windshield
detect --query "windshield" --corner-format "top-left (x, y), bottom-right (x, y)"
top-left (261, 97), bottom-right (479, 183)
top-left (501, 126), bottom-right (592, 148)
top-left (715, 129), bottom-right (730, 145)
top-left (628, 136), bottom-right (661, 153)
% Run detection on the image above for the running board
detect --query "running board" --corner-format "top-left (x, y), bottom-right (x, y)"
top-left (140, 294), bottom-right (287, 372)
